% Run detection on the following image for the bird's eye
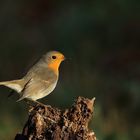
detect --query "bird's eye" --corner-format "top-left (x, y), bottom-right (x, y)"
top-left (52, 56), bottom-right (57, 59)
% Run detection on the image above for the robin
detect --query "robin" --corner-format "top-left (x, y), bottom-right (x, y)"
top-left (0, 51), bottom-right (65, 103)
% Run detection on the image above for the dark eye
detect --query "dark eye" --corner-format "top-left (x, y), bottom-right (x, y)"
top-left (52, 55), bottom-right (56, 59)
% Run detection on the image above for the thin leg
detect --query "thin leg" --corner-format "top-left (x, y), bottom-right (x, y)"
top-left (25, 98), bottom-right (45, 106)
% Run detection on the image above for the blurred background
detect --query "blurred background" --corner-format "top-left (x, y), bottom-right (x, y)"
top-left (0, 0), bottom-right (139, 140)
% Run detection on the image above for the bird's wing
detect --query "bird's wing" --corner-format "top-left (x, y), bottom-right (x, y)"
top-left (17, 78), bottom-right (49, 101)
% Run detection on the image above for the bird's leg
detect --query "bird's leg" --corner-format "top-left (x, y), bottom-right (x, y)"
top-left (24, 99), bottom-right (34, 107)
top-left (25, 99), bottom-right (46, 107)
top-left (32, 100), bottom-right (45, 106)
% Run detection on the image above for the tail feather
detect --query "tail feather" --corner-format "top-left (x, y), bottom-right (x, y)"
top-left (0, 79), bottom-right (24, 93)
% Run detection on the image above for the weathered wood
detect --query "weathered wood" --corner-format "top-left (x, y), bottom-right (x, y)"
top-left (15, 97), bottom-right (96, 140)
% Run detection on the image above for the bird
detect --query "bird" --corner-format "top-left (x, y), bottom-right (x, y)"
top-left (0, 51), bottom-right (65, 104)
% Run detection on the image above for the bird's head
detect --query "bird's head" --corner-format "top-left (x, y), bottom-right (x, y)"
top-left (43, 51), bottom-right (65, 75)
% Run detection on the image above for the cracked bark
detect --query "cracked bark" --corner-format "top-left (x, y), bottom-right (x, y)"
top-left (15, 96), bottom-right (96, 140)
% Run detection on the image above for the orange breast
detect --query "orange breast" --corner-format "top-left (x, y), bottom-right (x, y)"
top-left (48, 61), bottom-right (61, 75)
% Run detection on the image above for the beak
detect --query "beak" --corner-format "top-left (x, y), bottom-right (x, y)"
top-left (61, 55), bottom-right (71, 61)
top-left (62, 56), bottom-right (66, 61)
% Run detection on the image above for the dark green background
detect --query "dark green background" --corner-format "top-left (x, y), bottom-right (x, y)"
top-left (0, 0), bottom-right (140, 139)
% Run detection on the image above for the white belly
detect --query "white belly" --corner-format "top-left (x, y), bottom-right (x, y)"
top-left (29, 82), bottom-right (57, 101)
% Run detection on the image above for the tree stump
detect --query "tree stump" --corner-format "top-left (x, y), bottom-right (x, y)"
top-left (15, 96), bottom-right (96, 140)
